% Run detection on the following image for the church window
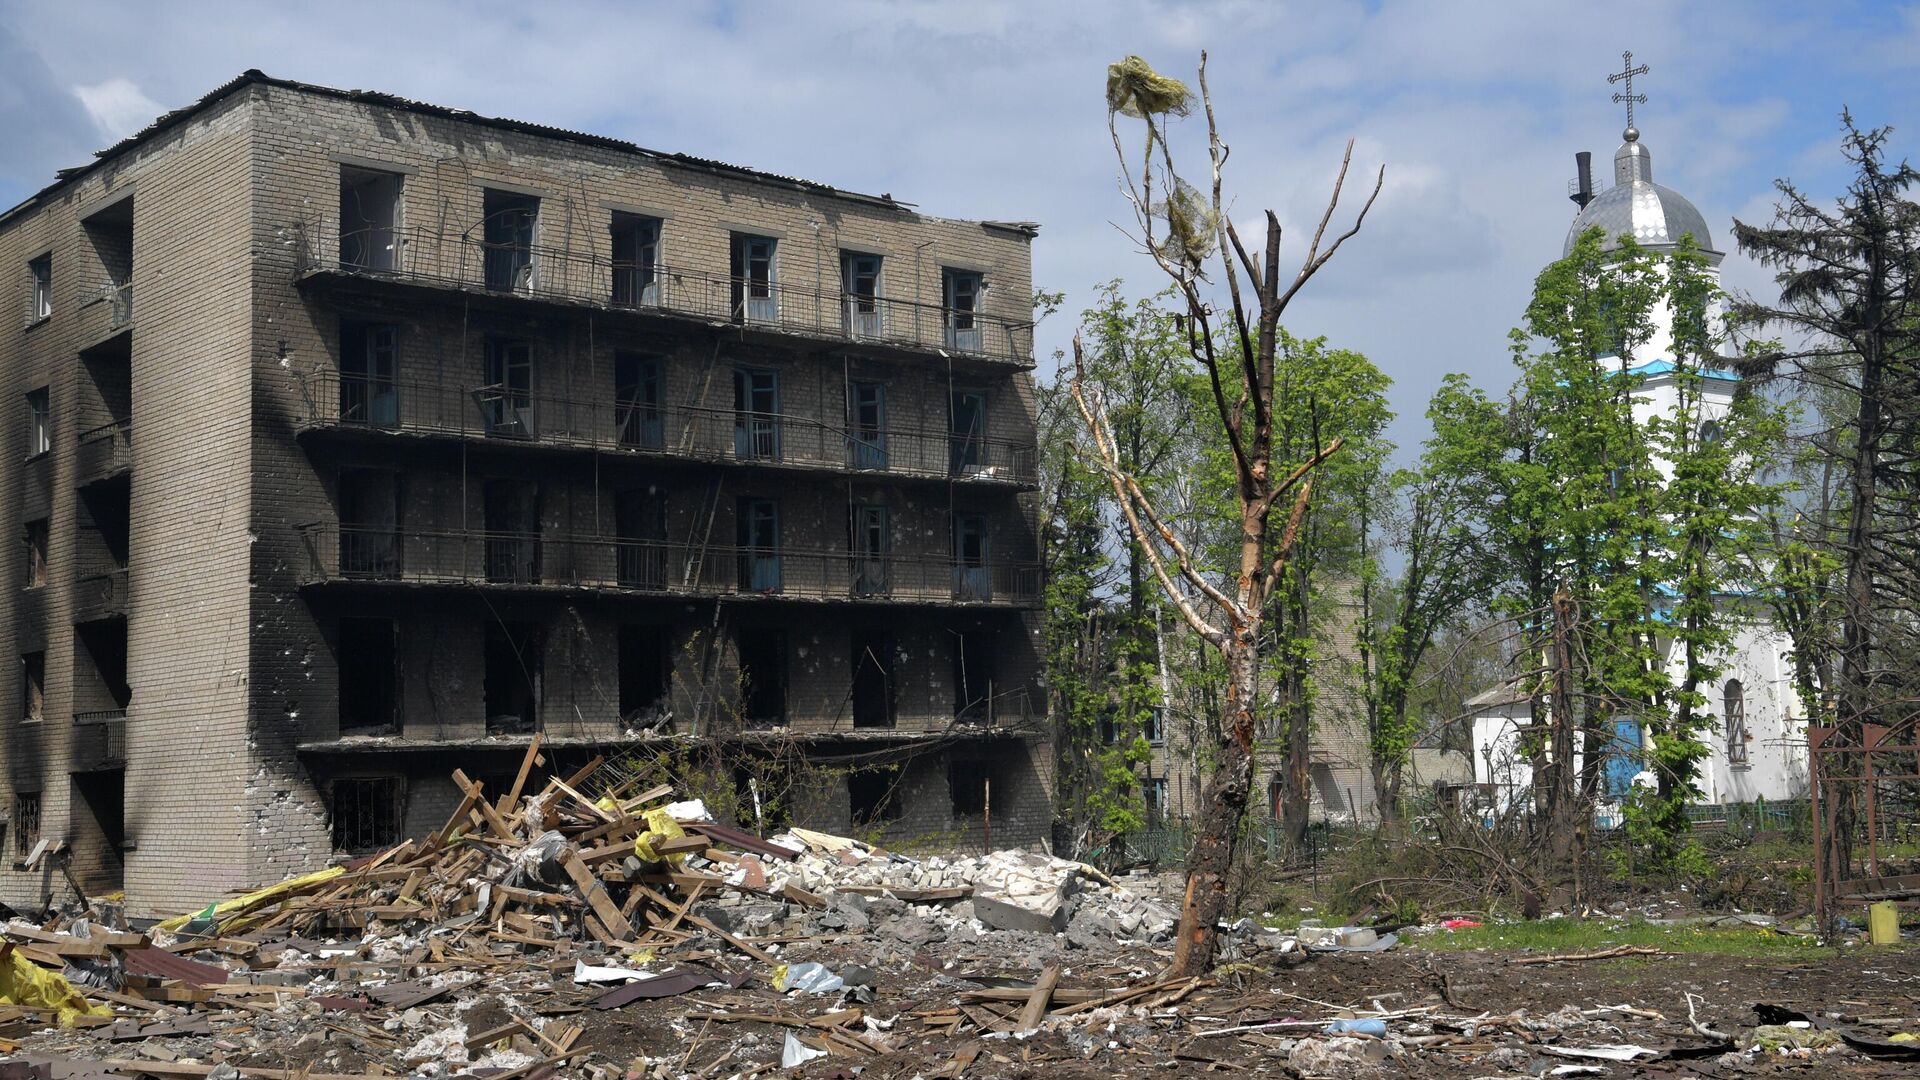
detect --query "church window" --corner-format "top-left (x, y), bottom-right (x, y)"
top-left (1724, 679), bottom-right (1748, 765)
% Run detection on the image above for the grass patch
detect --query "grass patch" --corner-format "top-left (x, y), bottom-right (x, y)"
top-left (1410, 917), bottom-right (1829, 958)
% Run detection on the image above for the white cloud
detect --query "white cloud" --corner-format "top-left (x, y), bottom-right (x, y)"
top-left (72, 76), bottom-right (164, 141)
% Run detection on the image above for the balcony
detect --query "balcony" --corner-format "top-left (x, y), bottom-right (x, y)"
top-left (296, 224), bottom-right (1034, 367)
top-left (75, 419), bottom-right (132, 488)
top-left (294, 523), bottom-right (1041, 608)
top-left (73, 567), bottom-right (130, 624)
top-left (72, 709), bottom-right (129, 771)
top-left (294, 370), bottom-right (1038, 487)
top-left (72, 281), bottom-right (133, 349)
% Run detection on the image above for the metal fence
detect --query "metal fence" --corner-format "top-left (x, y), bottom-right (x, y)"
top-left (300, 224), bottom-right (1035, 366)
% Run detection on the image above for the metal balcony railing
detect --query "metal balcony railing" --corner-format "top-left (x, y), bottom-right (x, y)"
top-left (73, 566), bottom-right (129, 623)
top-left (75, 418), bottom-right (132, 485)
top-left (74, 280), bottom-right (133, 344)
top-left (295, 523), bottom-right (1041, 607)
top-left (298, 223), bottom-right (1035, 365)
top-left (294, 369), bottom-right (1038, 485)
top-left (72, 709), bottom-right (129, 769)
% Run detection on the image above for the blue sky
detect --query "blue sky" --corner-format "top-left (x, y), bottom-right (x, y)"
top-left (4, 0), bottom-right (1916, 456)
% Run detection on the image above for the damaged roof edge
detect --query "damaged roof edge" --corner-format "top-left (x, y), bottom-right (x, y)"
top-left (0, 69), bottom-right (1042, 234)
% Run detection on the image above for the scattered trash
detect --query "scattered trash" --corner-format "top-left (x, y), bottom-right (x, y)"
top-left (781, 1030), bottom-right (829, 1068)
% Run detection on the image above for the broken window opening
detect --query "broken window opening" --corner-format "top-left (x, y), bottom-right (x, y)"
top-left (851, 630), bottom-right (895, 729)
top-left (339, 320), bottom-right (400, 427)
top-left (482, 190), bottom-right (538, 293)
top-left (841, 251), bottom-right (882, 338)
top-left (949, 390), bottom-right (985, 475)
top-left (952, 629), bottom-right (995, 723)
top-left (480, 337), bottom-right (536, 438)
top-left (68, 770), bottom-right (125, 892)
top-left (26, 387), bottom-right (51, 458)
top-left (949, 754), bottom-right (995, 817)
top-left (618, 625), bottom-right (671, 729)
top-left (847, 381), bottom-right (887, 470)
top-left (614, 351), bottom-right (663, 450)
top-left (339, 166), bottom-right (403, 272)
top-left (851, 503), bottom-right (891, 597)
top-left (13, 792), bottom-right (41, 859)
top-left (339, 617), bottom-right (399, 735)
top-left (338, 469), bottom-right (401, 578)
top-left (22, 651), bottom-right (46, 723)
top-left (484, 621), bottom-right (542, 734)
top-left (24, 519), bottom-right (48, 588)
top-left (952, 513), bottom-right (990, 601)
top-left (943, 269), bottom-right (984, 352)
top-left (732, 368), bottom-right (780, 460)
top-left (735, 498), bottom-right (781, 592)
top-left (729, 234), bottom-right (778, 324)
top-left (615, 488), bottom-right (667, 590)
top-left (1725, 678), bottom-right (1748, 765)
top-left (1143, 777), bottom-right (1168, 823)
top-left (848, 766), bottom-right (903, 826)
top-left (28, 254), bottom-right (51, 323)
top-left (330, 776), bottom-right (404, 853)
top-left (483, 479), bottom-right (541, 584)
top-left (1144, 705), bottom-right (1165, 746)
top-left (735, 628), bottom-right (787, 727)
top-left (609, 213), bottom-right (661, 307)
top-left (73, 620), bottom-right (130, 714)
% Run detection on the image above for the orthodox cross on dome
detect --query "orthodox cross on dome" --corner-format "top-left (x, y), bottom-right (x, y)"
top-left (1609, 50), bottom-right (1649, 131)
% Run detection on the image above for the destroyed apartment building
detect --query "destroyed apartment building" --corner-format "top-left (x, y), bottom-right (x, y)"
top-left (0, 71), bottom-right (1048, 917)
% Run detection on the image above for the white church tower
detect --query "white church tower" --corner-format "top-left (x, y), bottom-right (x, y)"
top-left (1466, 53), bottom-right (1809, 814)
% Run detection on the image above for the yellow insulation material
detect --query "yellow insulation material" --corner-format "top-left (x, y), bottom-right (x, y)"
top-left (153, 865), bottom-right (347, 933)
top-left (631, 807), bottom-right (687, 863)
top-left (0, 947), bottom-right (112, 1027)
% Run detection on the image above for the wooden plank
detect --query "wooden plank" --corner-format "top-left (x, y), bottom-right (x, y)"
top-left (451, 770), bottom-right (518, 842)
top-left (499, 733), bottom-right (545, 816)
top-left (561, 755), bottom-right (605, 790)
top-left (561, 851), bottom-right (634, 940)
top-left (1018, 964), bottom-right (1060, 1030)
top-left (550, 776), bottom-right (617, 823)
top-left (681, 911), bottom-right (777, 964)
top-left (432, 785), bottom-right (483, 850)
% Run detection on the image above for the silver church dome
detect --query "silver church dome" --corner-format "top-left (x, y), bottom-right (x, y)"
top-left (1563, 128), bottom-right (1715, 257)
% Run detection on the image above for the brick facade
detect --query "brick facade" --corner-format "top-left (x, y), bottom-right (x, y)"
top-left (1, 73), bottom-right (1050, 917)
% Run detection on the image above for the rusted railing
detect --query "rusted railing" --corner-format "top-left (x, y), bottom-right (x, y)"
top-left (295, 523), bottom-right (1040, 607)
top-left (298, 223), bottom-right (1034, 365)
top-left (294, 369), bottom-right (1036, 485)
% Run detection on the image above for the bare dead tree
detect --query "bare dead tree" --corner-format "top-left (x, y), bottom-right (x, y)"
top-left (1071, 53), bottom-right (1380, 976)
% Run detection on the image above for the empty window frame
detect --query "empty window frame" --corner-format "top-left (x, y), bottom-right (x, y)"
top-left (26, 388), bottom-right (51, 458)
top-left (847, 381), bottom-right (887, 469)
top-left (949, 390), bottom-right (985, 474)
top-left (338, 166), bottom-right (403, 271)
top-left (614, 351), bottom-right (663, 450)
top-left (949, 755), bottom-right (991, 816)
top-left (484, 621), bottom-right (542, 734)
top-left (12, 793), bottom-right (40, 859)
top-left (609, 213), bottom-right (661, 306)
top-left (338, 469), bottom-right (401, 578)
top-left (943, 268), bottom-right (984, 351)
top-left (483, 479), bottom-right (541, 584)
top-left (614, 487), bottom-right (667, 589)
top-left (28, 254), bottom-right (52, 323)
top-left (24, 519), bottom-right (49, 588)
top-left (482, 190), bottom-right (539, 292)
top-left (618, 625), bottom-right (670, 725)
top-left (1144, 705), bottom-right (1166, 745)
top-left (850, 503), bottom-right (890, 597)
top-left (736, 497), bottom-right (781, 592)
top-left (1143, 777), bottom-right (1169, 821)
top-left (851, 630), bottom-right (894, 730)
top-left (735, 628), bottom-right (787, 726)
top-left (840, 251), bottom-right (882, 338)
top-left (729, 234), bottom-right (777, 323)
top-left (339, 320), bottom-right (400, 427)
top-left (952, 629), bottom-right (994, 721)
top-left (481, 338), bottom-right (536, 437)
top-left (847, 766), bottom-right (903, 825)
top-left (22, 651), bottom-right (46, 723)
top-left (1725, 678), bottom-right (1749, 765)
top-left (338, 617), bottom-right (399, 734)
top-left (952, 513), bottom-right (990, 600)
top-left (732, 368), bottom-right (780, 460)
top-left (330, 776), bottom-right (404, 853)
